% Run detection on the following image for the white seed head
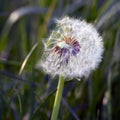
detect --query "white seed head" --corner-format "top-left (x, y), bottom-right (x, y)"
top-left (39, 16), bottom-right (104, 78)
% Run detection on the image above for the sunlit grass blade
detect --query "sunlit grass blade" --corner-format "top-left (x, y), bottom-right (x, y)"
top-left (17, 42), bottom-right (38, 117)
top-left (19, 42), bottom-right (38, 75)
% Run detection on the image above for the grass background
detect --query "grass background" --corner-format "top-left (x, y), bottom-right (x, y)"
top-left (0, 0), bottom-right (120, 119)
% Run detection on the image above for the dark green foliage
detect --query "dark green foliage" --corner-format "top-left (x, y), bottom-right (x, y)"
top-left (0, 0), bottom-right (120, 119)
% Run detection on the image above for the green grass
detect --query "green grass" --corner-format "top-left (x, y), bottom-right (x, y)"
top-left (0, 0), bottom-right (120, 119)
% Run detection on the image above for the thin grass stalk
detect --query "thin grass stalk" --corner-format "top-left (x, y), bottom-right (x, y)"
top-left (15, 42), bottom-right (38, 117)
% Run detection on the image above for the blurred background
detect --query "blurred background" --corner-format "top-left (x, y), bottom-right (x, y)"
top-left (0, 0), bottom-right (120, 120)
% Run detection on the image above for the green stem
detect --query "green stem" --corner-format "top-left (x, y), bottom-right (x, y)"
top-left (51, 76), bottom-right (65, 120)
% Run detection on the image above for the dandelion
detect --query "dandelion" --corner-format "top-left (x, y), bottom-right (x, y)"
top-left (38, 16), bottom-right (104, 120)
top-left (40, 16), bottom-right (104, 78)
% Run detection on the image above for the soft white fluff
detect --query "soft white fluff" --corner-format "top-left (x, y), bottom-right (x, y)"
top-left (40, 17), bottom-right (104, 78)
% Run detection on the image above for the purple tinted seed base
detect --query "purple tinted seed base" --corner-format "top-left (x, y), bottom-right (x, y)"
top-left (53, 37), bottom-right (80, 64)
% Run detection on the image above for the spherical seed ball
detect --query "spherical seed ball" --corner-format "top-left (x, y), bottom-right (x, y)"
top-left (40, 16), bottom-right (104, 78)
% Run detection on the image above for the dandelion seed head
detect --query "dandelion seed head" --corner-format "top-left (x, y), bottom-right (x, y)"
top-left (39, 16), bottom-right (104, 78)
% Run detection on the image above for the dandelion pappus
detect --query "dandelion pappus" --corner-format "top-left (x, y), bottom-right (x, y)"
top-left (40, 16), bottom-right (104, 78)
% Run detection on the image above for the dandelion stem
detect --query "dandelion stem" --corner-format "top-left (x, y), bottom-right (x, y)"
top-left (51, 76), bottom-right (65, 120)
